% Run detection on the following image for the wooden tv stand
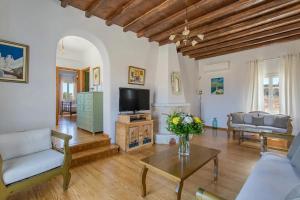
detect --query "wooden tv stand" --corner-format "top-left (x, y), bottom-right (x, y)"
top-left (116, 113), bottom-right (153, 152)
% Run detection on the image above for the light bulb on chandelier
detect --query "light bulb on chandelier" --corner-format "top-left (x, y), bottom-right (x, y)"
top-left (169, 34), bottom-right (176, 41)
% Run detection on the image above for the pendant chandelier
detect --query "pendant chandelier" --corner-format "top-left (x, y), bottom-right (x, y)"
top-left (169, 3), bottom-right (204, 47)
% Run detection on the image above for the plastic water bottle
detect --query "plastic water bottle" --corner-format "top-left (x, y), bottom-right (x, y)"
top-left (212, 118), bottom-right (218, 129)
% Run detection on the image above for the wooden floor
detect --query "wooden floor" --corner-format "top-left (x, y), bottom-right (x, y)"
top-left (9, 129), bottom-right (267, 200)
top-left (55, 116), bottom-right (108, 147)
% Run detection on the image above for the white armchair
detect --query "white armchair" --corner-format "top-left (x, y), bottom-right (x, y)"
top-left (0, 128), bottom-right (72, 200)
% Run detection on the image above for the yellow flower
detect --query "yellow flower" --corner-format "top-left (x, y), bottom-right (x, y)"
top-left (194, 117), bottom-right (202, 124)
top-left (172, 117), bottom-right (180, 125)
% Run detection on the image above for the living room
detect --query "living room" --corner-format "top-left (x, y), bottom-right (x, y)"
top-left (0, 0), bottom-right (300, 200)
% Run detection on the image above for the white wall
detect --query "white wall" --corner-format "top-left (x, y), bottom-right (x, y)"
top-left (56, 49), bottom-right (86, 67)
top-left (84, 46), bottom-right (104, 91)
top-left (153, 45), bottom-right (186, 105)
top-left (178, 54), bottom-right (200, 116)
top-left (3, 0), bottom-right (299, 140)
top-left (198, 40), bottom-right (300, 131)
top-left (56, 37), bottom-right (104, 90)
top-left (0, 0), bottom-right (159, 142)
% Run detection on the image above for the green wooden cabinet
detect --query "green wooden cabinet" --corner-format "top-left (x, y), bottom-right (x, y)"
top-left (77, 92), bottom-right (103, 133)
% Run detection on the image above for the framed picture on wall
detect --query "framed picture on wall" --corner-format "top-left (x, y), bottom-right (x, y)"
top-left (0, 40), bottom-right (29, 83)
top-left (128, 66), bottom-right (145, 85)
top-left (211, 77), bottom-right (224, 95)
top-left (93, 67), bottom-right (101, 85)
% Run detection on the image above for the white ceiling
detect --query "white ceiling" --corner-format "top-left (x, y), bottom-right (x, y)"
top-left (57, 36), bottom-right (96, 53)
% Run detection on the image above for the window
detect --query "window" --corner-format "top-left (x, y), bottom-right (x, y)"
top-left (264, 75), bottom-right (280, 114)
top-left (62, 82), bottom-right (74, 101)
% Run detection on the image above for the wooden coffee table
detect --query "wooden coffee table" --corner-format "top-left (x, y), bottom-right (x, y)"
top-left (234, 127), bottom-right (294, 153)
top-left (139, 144), bottom-right (220, 200)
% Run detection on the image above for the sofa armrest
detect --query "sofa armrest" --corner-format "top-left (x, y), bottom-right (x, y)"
top-left (196, 188), bottom-right (225, 200)
top-left (51, 130), bottom-right (72, 141)
top-left (51, 130), bottom-right (72, 168)
top-left (287, 118), bottom-right (293, 134)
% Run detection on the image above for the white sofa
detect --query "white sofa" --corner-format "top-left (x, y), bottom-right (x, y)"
top-left (196, 133), bottom-right (300, 200)
top-left (236, 132), bottom-right (300, 200)
top-left (0, 128), bottom-right (72, 200)
top-left (236, 152), bottom-right (300, 200)
top-left (227, 111), bottom-right (293, 137)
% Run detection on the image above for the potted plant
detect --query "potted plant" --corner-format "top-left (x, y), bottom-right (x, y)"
top-left (167, 112), bottom-right (204, 156)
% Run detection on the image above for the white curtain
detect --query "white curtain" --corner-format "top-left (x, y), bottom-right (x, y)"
top-left (280, 54), bottom-right (300, 134)
top-left (247, 60), bottom-right (264, 112)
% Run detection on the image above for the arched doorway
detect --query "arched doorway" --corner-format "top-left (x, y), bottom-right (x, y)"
top-left (55, 36), bottom-right (105, 135)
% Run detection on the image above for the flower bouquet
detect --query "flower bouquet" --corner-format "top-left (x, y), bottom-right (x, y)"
top-left (167, 112), bottom-right (204, 156)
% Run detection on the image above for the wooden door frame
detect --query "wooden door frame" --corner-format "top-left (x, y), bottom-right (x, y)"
top-left (78, 67), bottom-right (90, 93)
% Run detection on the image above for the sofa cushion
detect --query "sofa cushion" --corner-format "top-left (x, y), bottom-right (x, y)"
top-left (2, 149), bottom-right (64, 185)
top-left (0, 128), bottom-right (52, 160)
top-left (291, 147), bottom-right (300, 172)
top-left (264, 115), bottom-right (274, 126)
top-left (252, 116), bottom-right (264, 126)
top-left (231, 124), bottom-right (256, 129)
top-left (273, 115), bottom-right (289, 129)
top-left (288, 133), bottom-right (300, 159)
top-left (231, 113), bottom-right (244, 124)
top-left (257, 126), bottom-right (287, 133)
top-left (285, 184), bottom-right (300, 200)
top-left (236, 153), bottom-right (300, 200)
top-left (244, 114), bottom-right (253, 124)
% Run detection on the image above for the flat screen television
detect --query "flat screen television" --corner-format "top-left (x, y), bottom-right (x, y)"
top-left (119, 88), bottom-right (150, 113)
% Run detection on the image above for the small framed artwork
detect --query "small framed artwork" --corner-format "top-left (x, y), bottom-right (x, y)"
top-left (0, 40), bottom-right (29, 83)
top-left (211, 77), bottom-right (224, 95)
top-left (128, 66), bottom-right (145, 85)
top-left (93, 67), bottom-right (101, 85)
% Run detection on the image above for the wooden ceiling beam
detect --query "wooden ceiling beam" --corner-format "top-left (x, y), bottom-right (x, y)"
top-left (180, 14), bottom-right (300, 53)
top-left (194, 34), bottom-right (300, 60)
top-left (149, 0), bottom-right (269, 42)
top-left (158, 0), bottom-right (300, 45)
top-left (123, 0), bottom-right (173, 32)
top-left (191, 29), bottom-right (300, 59)
top-left (184, 21), bottom-right (300, 56)
top-left (105, 0), bottom-right (136, 26)
top-left (85, 0), bottom-right (102, 18)
top-left (60, 0), bottom-right (72, 8)
top-left (136, 0), bottom-right (217, 38)
top-left (161, 1), bottom-right (300, 47)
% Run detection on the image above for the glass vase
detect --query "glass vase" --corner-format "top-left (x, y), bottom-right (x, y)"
top-left (178, 134), bottom-right (190, 156)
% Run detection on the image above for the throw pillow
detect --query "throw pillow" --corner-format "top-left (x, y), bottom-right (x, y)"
top-left (288, 132), bottom-right (300, 159)
top-left (263, 115), bottom-right (274, 126)
top-left (274, 115), bottom-right (289, 129)
top-left (252, 116), bottom-right (264, 126)
top-left (285, 184), bottom-right (300, 200)
top-left (243, 114), bottom-right (253, 124)
top-left (231, 113), bottom-right (244, 124)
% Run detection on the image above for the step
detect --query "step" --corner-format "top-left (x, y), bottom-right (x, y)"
top-left (71, 144), bottom-right (120, 167)
top-left (70, 138), bottom-right (111, 153)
